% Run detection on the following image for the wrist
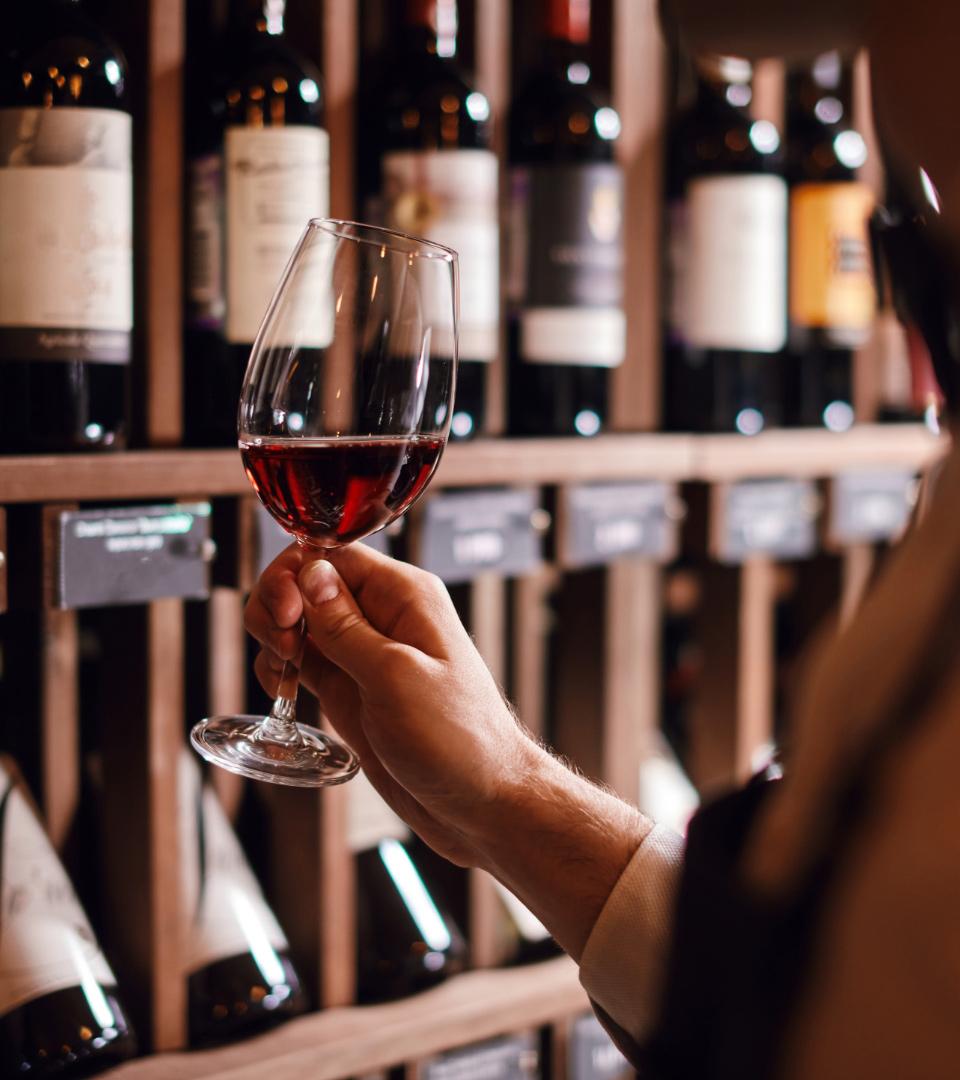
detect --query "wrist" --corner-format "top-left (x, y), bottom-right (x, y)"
top-left (470, 739), bottom-right (652, 960)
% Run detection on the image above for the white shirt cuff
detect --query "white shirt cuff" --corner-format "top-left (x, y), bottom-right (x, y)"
top-left (578, 823), bottom-right (685, 1043)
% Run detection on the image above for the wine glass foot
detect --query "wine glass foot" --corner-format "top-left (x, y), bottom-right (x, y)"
top-left (190, 715), bottom-right (360, 787)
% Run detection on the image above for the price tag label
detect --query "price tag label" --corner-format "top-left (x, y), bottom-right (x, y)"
top-left (419, 1033), bottom-right (539, 1080)
top-left (559, 482), bottom-right (681, 568)
top-left (56, 504), bottom-right (212, 609)
top-left (415, 488), bottom-right (544, 584)
top-left (254, 504), bottom-right (392, 578)
top-left (714, 480), bottom-right (819, 564)
top-left (830, 470), bottom-right (917, 545)
top-left (568, 1013), bottom-right (632, 1080)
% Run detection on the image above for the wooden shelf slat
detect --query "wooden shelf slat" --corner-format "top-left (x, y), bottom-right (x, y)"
top-left (104, 957), bottom-right (587, 1080)
top-left (0, 426), bottom-right (941, 506)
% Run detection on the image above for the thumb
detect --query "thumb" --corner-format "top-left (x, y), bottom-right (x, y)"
top-left (298, 559), bottom-right (389, 683)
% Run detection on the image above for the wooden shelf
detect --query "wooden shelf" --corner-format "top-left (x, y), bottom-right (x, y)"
top-left (104, 957), bottom-right (587, 1080)
top-left (0, 426), bottom-right (944, 505)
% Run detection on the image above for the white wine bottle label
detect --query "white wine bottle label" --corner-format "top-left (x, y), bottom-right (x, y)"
top-left (0, 107), bottom-right (132, 364)
top-left (187, 153), bottom-right (225, 330)
top-left (348, 770), bottom-right (410, 854)
top-left (509, 163), bottom-right (625, 367)
top-left (383, 148), bottom-right (499, 362)
top-left (0, 768), bottom-right (117, 1019)
top-left (178, 754), bottom-right (289, 976)
top-left (684, 173), bottom-right (788, 352)
top-left (225, 125), bottom-right (329, 345)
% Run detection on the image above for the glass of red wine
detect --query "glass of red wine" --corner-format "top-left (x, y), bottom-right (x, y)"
top-left (191, 219), bottom-right (458, 787)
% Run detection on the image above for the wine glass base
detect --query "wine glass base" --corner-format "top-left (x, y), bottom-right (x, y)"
top-left (190, 715), bottom-right (360, 788)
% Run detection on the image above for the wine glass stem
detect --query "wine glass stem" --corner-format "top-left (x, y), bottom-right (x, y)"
top-left (258, 653), bottom-right (304, 744)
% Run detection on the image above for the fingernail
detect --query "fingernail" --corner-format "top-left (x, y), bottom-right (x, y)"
top-left (300, 560), bottom-right (341, 605)
top-left (264, 649), bottom-right (284, 673)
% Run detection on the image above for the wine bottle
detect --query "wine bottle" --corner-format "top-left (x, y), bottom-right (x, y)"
top-left (783, 52), bottom-right (874, 431)
top-left (372, 0), bottom-right (497, 441)
top-left (0, 757), bottom-right (137, 1077)
top-left (662, 54), bottom-right (787, 434)
top-left (178, 753), bottom-right (305, 1045)
top-left (185, 0), bottom-right (328, 447)
top-left (0, 0), bottom-right (132, 454)
top-left (493, 880), bottom-right (561, 966)
top-left (507, 0), bottom-right (625, 438)
top-left (352, 773), bottom-right (467, 1002)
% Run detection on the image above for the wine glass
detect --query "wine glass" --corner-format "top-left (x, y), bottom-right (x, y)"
top-left (191, 219), bottom-right (458, 787)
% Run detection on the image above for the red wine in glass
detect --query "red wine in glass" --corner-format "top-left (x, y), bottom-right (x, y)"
top-left (241, 434), bottom-right (444, 548)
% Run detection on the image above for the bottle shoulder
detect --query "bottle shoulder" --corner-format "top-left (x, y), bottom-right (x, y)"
top-left (671, 100), bottom-right (783, 180)
top-left (216, 35), bottom-right (324, 129)
top-left (786, 116), bottom-right (861, 183)
top-left (509, 72), bottom-right (617, 164)
top-left (1, 3), bottom-right (129, 111)
top-left (380, 56), bottom-right (491, 152)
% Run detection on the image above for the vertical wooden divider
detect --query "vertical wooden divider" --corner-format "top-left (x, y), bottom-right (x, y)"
top-left (469, 572), bottom-right (509, 968)
top-left (689, 559), bottom-right (776, 792)
top-left (611, 0), bottom-right (665, 433)
top-left (206, 587), bottom-right (248, 818)
top-left (510, 565), bottom-right (558, 739)
top-left (36, 505), bottom-right (80, 851)
top-left (99, 599), bottom-right (186, 1051)
top-left (475, 0), bottom-right (509, 435)
top-left (144, 0), bottom-right (185, 446)
top-left (602, 560), bottom-right (660, 801)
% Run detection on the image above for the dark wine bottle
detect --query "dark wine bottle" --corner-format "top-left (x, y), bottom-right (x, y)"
top-left (178, 753), bottom-right (305, 1045)
top-left (352, 773), bottom-right (467, 1002)
top-left (185, 0), bottom-right (328, 447)
top-left (0, 0), bottom-right (132, 454)
top-left (371, 0), bottom-right (496, 441)
top-left (783, 52), bottom-right (874, 431)
top-left (0, 757), bottom-right (137, 1076)
top-left (507, 0), bottom-right (625, 438)
top-left (662, 54), bottom-right (787, 435)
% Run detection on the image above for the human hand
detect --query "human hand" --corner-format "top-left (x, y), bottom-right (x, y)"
top-left (244, 543), bottom-right (546, 867)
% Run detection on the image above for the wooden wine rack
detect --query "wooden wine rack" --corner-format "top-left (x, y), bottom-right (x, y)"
top-left (0, 0), bottom-right (944, 1076)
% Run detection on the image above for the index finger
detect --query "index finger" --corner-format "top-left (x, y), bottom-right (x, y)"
top-left (253, 542), bottom-right (304, 629)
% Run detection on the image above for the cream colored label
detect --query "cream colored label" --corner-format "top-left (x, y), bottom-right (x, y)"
top-left (225, 126), bottom-right (329, 344)
top-left (790, 181), bottom-right (874, 341)
top-left (383, 149), bottom-right (498, 361)
top-left (0, 108), bottom-right (132, 358)
top-left (0, 769), bottom-right (117, 1018)
top-left (684, 174), bottom-right (787, 352)
top-left (179, 754), bottom-right (288, 975)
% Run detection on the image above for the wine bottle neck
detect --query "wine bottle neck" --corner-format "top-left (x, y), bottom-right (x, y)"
top-left (787, 52), bottom-right (853, 127)
top-left (230, 0), bottom-right (286, 37)
top-left (542, 0), bottom-right (591, 44)
top-left (404, 0), bottom-right (459, 59)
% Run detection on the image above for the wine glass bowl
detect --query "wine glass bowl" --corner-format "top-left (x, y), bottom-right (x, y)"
top-left (191, 219), bottom-right (458, 787)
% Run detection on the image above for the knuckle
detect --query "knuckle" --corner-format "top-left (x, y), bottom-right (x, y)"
top-left (324, 608), bottom-right (366, 644)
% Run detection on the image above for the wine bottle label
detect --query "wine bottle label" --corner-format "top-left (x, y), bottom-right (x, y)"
top-left (382, 149), bottom-right (499, 362)
top-left (178, 754), bottom-right (289, 976)
top-left (509, 163), bottom-right (625, 367)
top-left (876, 310), bottom-right (912, 409)
top-left (187, 153), bottom-right (226, 330)
top-left (225, 126), bottom-right (330, 345)
top-left (684, 174), bottom-right (788, 352)
top-left (0, 769), bottom-right (117, 1019)
top-left (348, 770), bottom-right (410, 854)
top-left (0, 107), bottom-right (132, 364)
top-left (790, 180), bottom-right (874, 344)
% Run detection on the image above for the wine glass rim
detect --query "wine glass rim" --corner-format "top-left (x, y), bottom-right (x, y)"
top-left (307, 218), bottom-right (458, 262)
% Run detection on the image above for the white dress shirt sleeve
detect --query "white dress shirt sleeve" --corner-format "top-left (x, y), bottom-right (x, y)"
top-left (578, 823), bottom-right (685, 1044)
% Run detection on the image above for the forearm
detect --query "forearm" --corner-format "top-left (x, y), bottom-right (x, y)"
top-left (469, 744), bottom-right (653, 962)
